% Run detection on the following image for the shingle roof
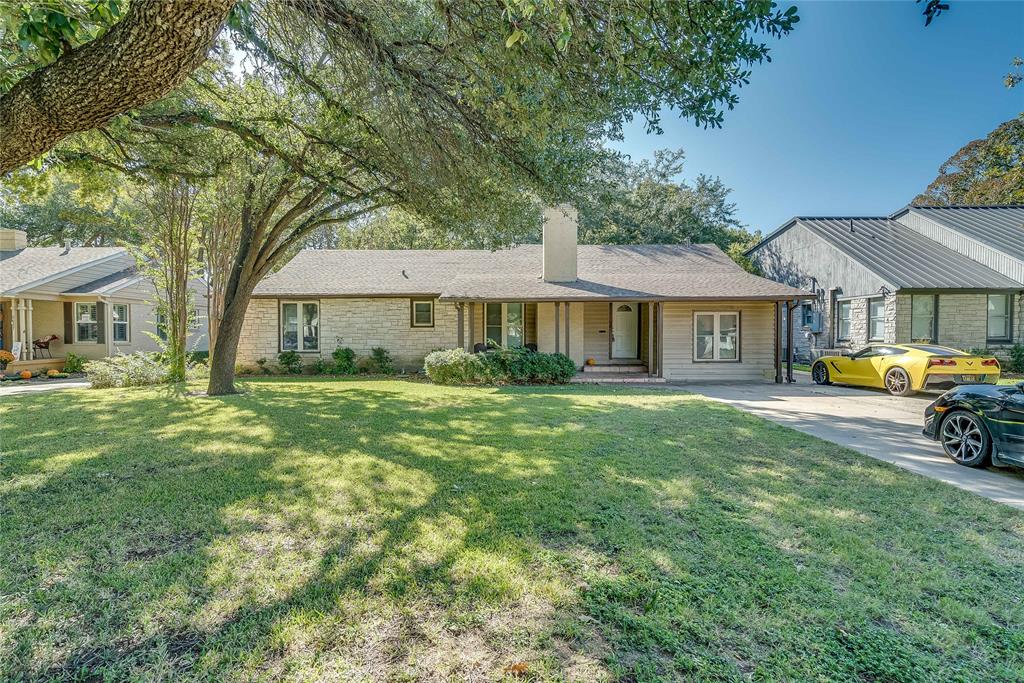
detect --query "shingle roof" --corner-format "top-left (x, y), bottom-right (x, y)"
top-left (0, 247), bottom-right (128, 295)
top-left (898, 205), bottom-right (1024, 262)
top-left (792, 217), bottom-right (1022, 289)
top-left (254, 244), bottom-right (810, 301)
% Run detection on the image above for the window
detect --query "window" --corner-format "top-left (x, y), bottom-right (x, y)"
top-left (155, 311), bottom-right (168, 342)
top-left (868, 298), bottom-right (885, 340)
top-left (836, 301), bottom-right (852, 341)
top-left (410, 300), bottom-right (434, 327)
top-left (911, 295), bottom-right (936, 342)
top-left (112, 304), bottom-right (130, 343)
top-left (484, 302), bottom-right (525, 348)
top-left (801, 304), bottom-right (815, 328)
top-left (281, 301), bottom-right (319, 351)
top-left (987, 294), bottom-right (1011, 341)
top-left (694, 312), bottom-right (740, 362)
top-left (75, 303), bottom-right (98, 343)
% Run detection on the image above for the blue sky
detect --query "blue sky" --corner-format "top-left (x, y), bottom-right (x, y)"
top-left (610, 0), bottom-right (1024, 236)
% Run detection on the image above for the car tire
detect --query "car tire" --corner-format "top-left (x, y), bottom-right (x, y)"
top-left (939, 410), bottom-right (991, 467)
top-left (811, 362), bottom-right (831, 385)
top-left (884, 367), bottom-right (914, 396)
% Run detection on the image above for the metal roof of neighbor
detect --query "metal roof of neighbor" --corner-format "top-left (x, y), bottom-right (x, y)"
top-left (254, 244), bottom-right (810, 300)
top-left (790, 217), bottom-right (1022, 289)
top-left (0, 247), bottom-right (129, 295)
top-left (894, 205), bottom-right (1024, 262)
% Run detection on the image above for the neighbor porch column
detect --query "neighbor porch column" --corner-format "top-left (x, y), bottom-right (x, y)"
top-left (647, 302), bottom-right (654, 377)
top-left (786, 300), bottom-right (796, 383)
top-left (468, 303), bottom-right (476, 351)
top-left (25, 299), bottom-right (33, 359)
top-left (564, 301), bottom-right (570, 359)
top-left (456, 302), bottom-right (465, 350)
top-left (656, 302), bottom-right (664, 379)
top-left (774, 301), bottom-right (783, 384)
top-left (554, 302), bottom-right (560, 353)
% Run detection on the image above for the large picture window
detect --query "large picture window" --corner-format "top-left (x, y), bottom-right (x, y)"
top-left (868, 298), bottom-right (885, 341)
top-left (987, 294), bottom-right (1011, 341)
top-left (112, 303), bottom-right (130, 342)
top-left (694, 311), bottom-right (739, 362)
top-left (484, 302), bottom-right (524, 348)
top-left (75, 302), bottom-right (98, 343)
top-left (281, 301), bottom-right (319, 351)
top-left (836, 301), bottom-right (852, 342)
top-left (911, 294), bottom-right (936, 342)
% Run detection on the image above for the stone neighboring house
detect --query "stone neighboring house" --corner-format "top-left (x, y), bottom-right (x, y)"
top-left (0, 228), bottom-right (208, 372)
top-left (747, 205), bottom-right (1024, 361)
top-left (238, 207), bottom-right (810, 381)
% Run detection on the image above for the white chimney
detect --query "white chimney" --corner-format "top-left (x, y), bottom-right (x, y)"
top-left (0, 228), bottom-right (27, 251)
top-left (542, 204), bottom-right (578, 282)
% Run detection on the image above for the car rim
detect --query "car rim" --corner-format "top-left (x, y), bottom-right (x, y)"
top-left (813, 364), bottom-right (826, 383)
top-left (941, 414), bottom-right (984, 462)
top-left (886, 370), bottom-right (907, 394)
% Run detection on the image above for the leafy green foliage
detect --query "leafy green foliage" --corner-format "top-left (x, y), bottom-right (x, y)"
top-left (309, 357), bottom-right (330, 375)
top-left (63, 352), bottom-right (87, 373)
top-left (83, 351), bottom-right (207, 388)
top-left (425, 347), bottom-right (576, 384)
top-left (277, 350), bottom-right (302, 374)
top-left (365, 347), bottom-right (394, 375)
top-left (1007, 343), bottom-right (1024, 373)
top-left (330, 347), bottom-right (358, 375)
top-left (914, 114), bottom-right (1024, 205)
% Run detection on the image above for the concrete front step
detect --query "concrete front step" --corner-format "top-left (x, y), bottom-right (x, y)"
top-left (570, 374), bottom-right (665, 384)
top-left (582, 364), bottom-right (648, 374)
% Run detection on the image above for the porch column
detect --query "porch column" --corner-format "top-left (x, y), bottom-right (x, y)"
top-left (656, 302), bottom-right (664, 378)
top-left (456, 303), bottom-right (465, 350)
top-left (554, 302), bottom-right (560, 353)
top-left (26, 299), bottom-right (34, 360)
top-left (468, 303), bottom-right (475, 351)
top-left (647, 302), bottom-right (655, 377)
top-left (16, 298), bottom-right (27, 360)
top-left (564, 302), bottom-right (570, 358)
top-left (786, 300), bottom-right (796, 383)
top-left (774, 301), bottom-right (783, 384)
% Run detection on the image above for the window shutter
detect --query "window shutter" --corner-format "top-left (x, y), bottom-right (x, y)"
top-left (63, 302), bottom-right (73, 343)
top-left (96, 301), bottom-right (106, 344)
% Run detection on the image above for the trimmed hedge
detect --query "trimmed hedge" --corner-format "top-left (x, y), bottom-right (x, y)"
top-left (424, 347), bottom-right (576, 385)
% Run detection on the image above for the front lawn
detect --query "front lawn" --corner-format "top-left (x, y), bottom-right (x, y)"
top-left (2, 379), bottom-right (1022, 681)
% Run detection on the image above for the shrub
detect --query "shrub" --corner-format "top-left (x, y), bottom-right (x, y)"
top-left (277, 351), bottom-right (302, 374)
top-left (310, 357), bottom-right (330, 375)
top-left (370, 347), bottom-right (394, 374)
top-left (1008, 343), bottom-right (1024, 374)
top-left (331, 347), bottom-right (357, 375)
top-left (85, 353), bottom-right (169, 389)
top-left (425, 347), bottom-right (575, 385)
top-left (64, 352), bottom-right (87, 373)
top-left (256, 358), bottom-right (272, 375)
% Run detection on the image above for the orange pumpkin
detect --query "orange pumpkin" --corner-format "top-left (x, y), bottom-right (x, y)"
top-left (19, 370), bottom-right (32, 380)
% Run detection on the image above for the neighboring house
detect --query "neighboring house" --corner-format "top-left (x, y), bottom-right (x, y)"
top-left (238, 206), bottom-right (810, 382)
top-left (747, 205), bottom-right (1024, 360)
top-left (0, 228), bottom-right (208, 371)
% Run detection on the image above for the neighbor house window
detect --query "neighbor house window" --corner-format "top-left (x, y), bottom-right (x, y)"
top-left (410, 300), bottom-right (434, 327)
top-left (801, 304), bottom-right (815, 328)
top-left (484, 302), bottom-right (524, 348)
top-left (112, 304), bottom-right (130, 343)
top-left (868, 298), bottom-right (885, 341)
top-left (75, 303), bottom-right (98, 343)
top-left (155, 311), bottom-right (168, 342)
top-left (694, 312), bottom-right (740, 362)
top-left (987, 294), bottom-right (1011, 341)
top-left (281, 301), bottom-right (319, 351)
top-left (836, 301), bottom-right (852, 341)
top-left (911, 294), bottom-right (936, 342)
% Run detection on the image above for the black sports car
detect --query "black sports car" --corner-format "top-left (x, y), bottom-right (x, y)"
top-left (923, 381), bottom-right (1024, 468)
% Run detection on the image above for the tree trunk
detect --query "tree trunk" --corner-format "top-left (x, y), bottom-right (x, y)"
top-left (0, 0), bottom-right (234, 174)
top-left (207, 286), bottom-right (252, 395)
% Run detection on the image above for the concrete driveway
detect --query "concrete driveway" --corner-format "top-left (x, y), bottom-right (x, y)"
top-left (681, 377), bottom-right (1024, 510)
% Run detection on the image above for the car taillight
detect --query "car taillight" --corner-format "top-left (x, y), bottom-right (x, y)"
top-left (929, 358), bottom-right (956, 366)
top-left (982, 359), bottom-right (999, 367)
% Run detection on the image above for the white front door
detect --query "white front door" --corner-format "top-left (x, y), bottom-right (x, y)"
top-left (612, 303), bottom-right (638, 358)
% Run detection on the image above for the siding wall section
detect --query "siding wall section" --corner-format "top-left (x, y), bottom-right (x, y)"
top-left (895, 212), bottom-right (1024, 285)
top-left (661, 301), bottom-right (777, 382)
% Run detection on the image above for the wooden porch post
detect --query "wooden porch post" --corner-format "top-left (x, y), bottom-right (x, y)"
top-left (468, 303), bottom-right (475, 351)
top-left (647, 301), bottom-right (654, 376)
top-left (16, 298), bottom-right (27, 360)
top-left (26, 299), bottom-right (34, 359)
top-left (775, 301), bottom-right (783, 384)
top-left (554, 302), bottom-right (560, 353)
top-left (456, 302), bottom-right (465, 350)
top-left (656, 302), bottom-right (664, 378)
top-left (564, 301), bottom-right (570, 359)
top-left (786, 300), bottom-right (796, 383)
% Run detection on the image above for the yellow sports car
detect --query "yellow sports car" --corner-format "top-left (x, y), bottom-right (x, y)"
top-left (811, 344), bottom-right (1001, 396)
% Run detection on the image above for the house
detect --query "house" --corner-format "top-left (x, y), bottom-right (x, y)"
top-left (747, 205), bottom-right (1024, 360)
top-left (238, 206), bottom-right (810, 381)
top-left (0, 228), bottom-right (208, 372)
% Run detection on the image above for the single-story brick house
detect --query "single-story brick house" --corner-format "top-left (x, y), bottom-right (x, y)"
top-left (747, 205), bottom-right (1024, 361)
top-left (238, 207), bottom-right (810, 381)
top-left (0, 228), bottom-right (208, 372)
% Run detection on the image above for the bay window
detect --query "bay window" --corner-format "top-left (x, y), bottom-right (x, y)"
top-left (75, 302), bottom-right (98, 343)
top-left (281, 301), bottom-right (319, 351)
top-left (694, 311), bottom-right (740, 362)
top-left (484, 302), bottom-right (524, 348)
top-left (987, 294), bottom-right (1011, 341)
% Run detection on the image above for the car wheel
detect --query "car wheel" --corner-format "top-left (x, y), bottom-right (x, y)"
top-left (940, 410), bottom-right (990, 467)
top-left (811, 362), bottom-right (831, 385)
top-left (884, 367), bottom-right (914, 396)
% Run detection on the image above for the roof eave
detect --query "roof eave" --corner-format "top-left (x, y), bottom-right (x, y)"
top-left (3, 251), bottom-right (129, 297)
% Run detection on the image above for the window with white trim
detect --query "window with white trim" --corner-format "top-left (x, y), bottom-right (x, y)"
top-left (75, 303), bottom-right (98, 343)
top-left (155, 311), bottom-right (168, 342)
top-left (694, 311), bottom-right (739, 362)
top-left (484, 302), bottom-right (524, 348)
top-left (112, 303), bottom-right (130, 343)
top-left (987, 294), bottom-right (1011, 341)
top-left (411, 300), bottom-right (434, 327)
top-left (836, 301), bottom-right (852, 341)
top-left (868, 298), bottom-right (885, 341)
top-left (281, 301), bottom-right (319, 351)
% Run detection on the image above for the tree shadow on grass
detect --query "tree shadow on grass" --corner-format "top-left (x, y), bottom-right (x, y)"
top-left (1, 379), bottom-right (1022, 681)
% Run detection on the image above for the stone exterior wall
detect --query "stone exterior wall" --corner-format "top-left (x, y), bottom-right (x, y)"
top-left (236, 297), bottom-right (463, 371)
top-left (937, 294), bottom-right (990, 351)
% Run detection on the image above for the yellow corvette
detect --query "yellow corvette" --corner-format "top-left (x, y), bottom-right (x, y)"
top-left (811, 344), bottom-right (1001, 396)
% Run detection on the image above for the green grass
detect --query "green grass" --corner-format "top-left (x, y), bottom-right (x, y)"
top-left (2, 379), bottom-right (1022, 681)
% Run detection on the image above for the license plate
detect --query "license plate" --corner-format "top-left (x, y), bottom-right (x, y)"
top-left (958, 374), bottom-right (986, 383)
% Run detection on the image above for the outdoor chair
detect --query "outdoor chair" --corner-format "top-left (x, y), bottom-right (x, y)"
top-left (33, 334), bottom-right (59, 358)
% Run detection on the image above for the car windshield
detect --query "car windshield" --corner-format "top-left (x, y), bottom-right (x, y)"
top-left (904, 344), bottom-right (967, 356)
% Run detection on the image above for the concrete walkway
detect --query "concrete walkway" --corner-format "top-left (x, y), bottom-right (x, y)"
top-left (680, 376), bottom-right (1024, 510)
top-left (0, 378), bottom-right (90, 396)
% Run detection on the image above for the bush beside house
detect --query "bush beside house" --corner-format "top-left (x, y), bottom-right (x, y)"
top-left (425, 347), bottom-right (576, 385)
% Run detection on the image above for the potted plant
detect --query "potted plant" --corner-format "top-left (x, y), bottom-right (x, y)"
top-left (0, 349), bottom-right (13, 372)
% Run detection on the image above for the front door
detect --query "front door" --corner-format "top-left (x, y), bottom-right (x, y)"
top-left (612, 303), bottom-right (638, 358)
